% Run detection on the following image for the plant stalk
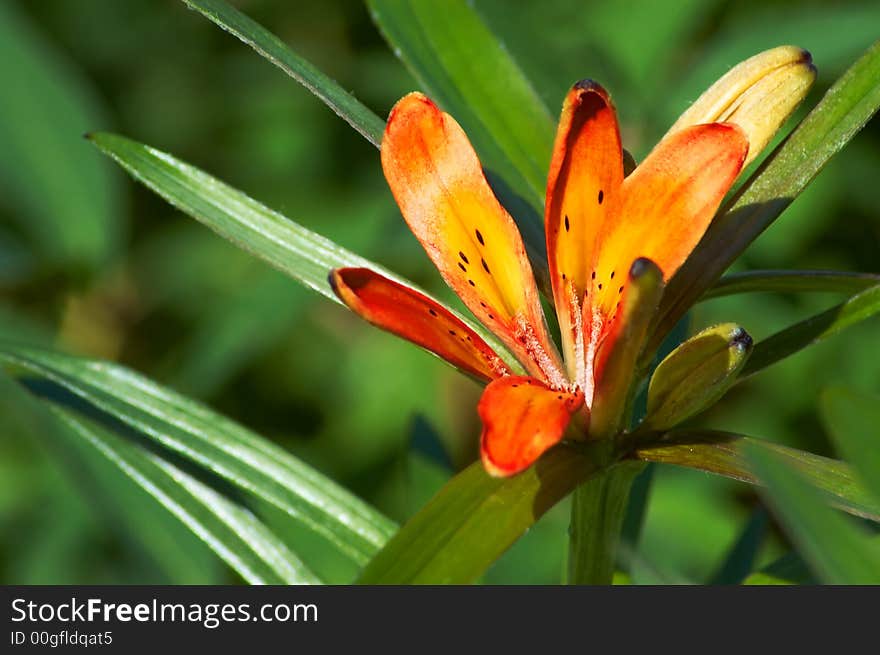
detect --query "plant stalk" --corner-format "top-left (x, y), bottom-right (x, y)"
top-left (567, 461), bottom-right (643, 584)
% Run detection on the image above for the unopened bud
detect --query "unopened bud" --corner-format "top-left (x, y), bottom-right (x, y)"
top-left (665, 46), bottom-right (816, 167)
top-left (644, 323), bottom-right (753, 431)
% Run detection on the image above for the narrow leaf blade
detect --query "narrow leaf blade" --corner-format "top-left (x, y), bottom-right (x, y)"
top-left (5, 370), bottom-right (317, 585)
top-left (741, 284), bottom-right (880, 378)
top-left (1, 343), bottom-right (396, 566)
top-left (88, 132), bottom-right (516, 367)
top-left (181, 0), bottom-right (385, 145)
top-left (745, 443), bottom-right (880, 584)
top-left (702, 271), bottom-right (880, 301)
top-left (633, 430), bottom-right (880, 521)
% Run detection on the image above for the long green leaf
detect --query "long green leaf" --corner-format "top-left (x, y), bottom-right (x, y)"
top-left (55, 408), bottom-right (319, 585)
top-left (88, 132), bottom-right (520, 372)
top-left (654, 40), bottom-right (880, 348)
top-left (0, 343), bottom-right (396, 566)
top-left (367, 0), bottom-right (551, 274)
top-left (745, 443), bottom-right (880, 584)
top-left (180, 0), bottom-right (385, 146)
top-left (632, 430), bottom-right (880, 521)
top-left (358, 445), bottom-right (597, 584)
top-left (702, 271), bottom-right (880, 301)
top-left (3, 371), bottom-right (317, 585)
top-left (741, 284), bottom-right (880, 378)
top-left (821, 387), bottom-right (880, 502)
top-left (708, 509), bottom-right (767, 585)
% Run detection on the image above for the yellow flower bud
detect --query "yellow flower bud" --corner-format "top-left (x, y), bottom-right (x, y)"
top-left (643, 323), bottom-right (752, 431)
top-left (664, 46), bottom-right (816, 167)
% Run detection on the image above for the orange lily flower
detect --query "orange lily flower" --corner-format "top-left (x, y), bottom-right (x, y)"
top-left (331, 81), bottom-right (748, 477)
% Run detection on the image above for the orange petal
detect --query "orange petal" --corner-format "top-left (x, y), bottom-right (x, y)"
top-left (545, 81), bottom-right (624, 380)
top-left (330, 267), bottom-right (511, 383)
top-left (381, 92), bottom-right (565, 387)
top-left (478, 376), bottom-right (584, 477)
top-left (590, 123), bottom-right (748, 320)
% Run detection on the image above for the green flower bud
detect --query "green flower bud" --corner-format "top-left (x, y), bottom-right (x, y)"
top-left (643, 323), bottom-right (753, 431)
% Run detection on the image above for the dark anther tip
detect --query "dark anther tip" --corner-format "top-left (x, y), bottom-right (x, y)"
top-left (573, 78), bottom-right (599, 91)
top-left (730, 327), bottom-right (754, 350)
top-left (327, 270), bottom-right (341, 294)
top-left (629, 257), bottom-right (658, 279)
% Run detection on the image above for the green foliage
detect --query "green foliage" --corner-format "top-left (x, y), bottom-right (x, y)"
top-left (1, 344), bottom-right (395, 576)
top-left (746, 443), bottom-right (880, 584)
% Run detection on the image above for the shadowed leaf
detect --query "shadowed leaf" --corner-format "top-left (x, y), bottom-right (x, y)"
top-left (633, 430), bottom-right (880, 521)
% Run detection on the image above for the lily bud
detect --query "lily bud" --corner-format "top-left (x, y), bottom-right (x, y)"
top-left (643, 323), bottom-right (752, 431)
top-left (590, 258), bottom-right (665, 439)
top-left (664, 46), bottom-right (816, 167)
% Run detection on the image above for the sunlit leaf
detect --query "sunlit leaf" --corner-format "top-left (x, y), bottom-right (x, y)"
top-left (180, 0), bottom-right (385, 145)
top-left (745, 443), bottom-right (880, 584)
top-left (88, 132), bottom-right (517, 367)
top-left (702, 271), bottom-right (880, 301)
top-left (633, 430), bottom-right (880, 521)
top-left (2, 372), bottom-right (317, 585)
top-left (358, 445), bottom-right (597, 584)
top-left (0, 343), bottom-right (396, 567)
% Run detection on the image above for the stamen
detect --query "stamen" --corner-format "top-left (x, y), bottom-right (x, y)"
top-left (514, 315), bottom-right (569, 390)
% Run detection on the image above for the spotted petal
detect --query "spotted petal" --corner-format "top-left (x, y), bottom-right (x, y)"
top-left (381, 92), bottom-right (565, 387)
top-left (590, 122), bottom-right (749, 321)
top-left (545, 80), bottom-right (624, 381)
top-left (478, 376), bottom-right (584, 477)
top-left (330, 268), bottom-right (511, 383)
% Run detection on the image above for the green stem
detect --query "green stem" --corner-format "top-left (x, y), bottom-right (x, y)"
top-left (567, 461), bottom-right (643, 584)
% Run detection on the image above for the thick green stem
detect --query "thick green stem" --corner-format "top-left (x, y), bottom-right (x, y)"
top-left (567, 462), bottom-right (643, 584)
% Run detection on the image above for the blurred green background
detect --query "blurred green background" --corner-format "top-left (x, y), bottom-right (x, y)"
top-left (0, 0), bottom-right (877, 584)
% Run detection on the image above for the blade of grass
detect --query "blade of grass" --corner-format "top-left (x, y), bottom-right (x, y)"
top-left (654, 40), bottom-right (880, 348)
top-left (1, 343), bottom-right (396, 566)
top-left (740, 284), bottom-right (880, 379)
top-left (88, 132), bottom-right (519, 370)
top-left (745, 443), bottom-right (880, 584)
top-left (180, 0), bottom-right (384, 146)
top-left (708, 509), bottom-right (767, 585)
top-left (632, 429), bottom-right (880, 521)
top-left (4, 371), bottom-right (318, 585)
top-left (702, 271), bottom-right (880, 301)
